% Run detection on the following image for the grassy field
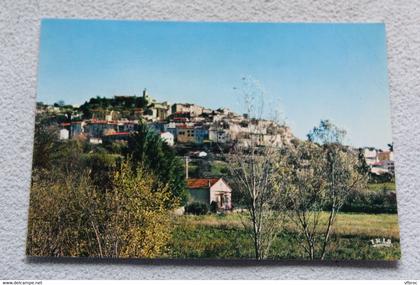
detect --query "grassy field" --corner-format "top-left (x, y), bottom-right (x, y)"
top-left (367, 182), bottom-right (396, 192)
top-left (165, 212), bottom-right (400, 260)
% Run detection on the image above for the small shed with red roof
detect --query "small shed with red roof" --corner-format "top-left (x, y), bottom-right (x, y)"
top-left (186, 178), bottom-right (232, 210)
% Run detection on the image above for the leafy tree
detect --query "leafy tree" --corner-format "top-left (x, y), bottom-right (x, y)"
top-left (54, 100), bottom-right (65, 107)
top-left (126, 124), bottom-right (188, 205)
top-left (100, 161), bottom-right (176, 258)
top-left (81, 152), bottom-right (122, 189)
top-left (279, 121), bottom-right (368, 259)
top-left (79, 95), bottom-right (148, 119)
top-left (51, 140), bottom-right (85, 173)
top-left (27, 170), bottom-right (99, 257)
top-left (357, 147), bottom-right (370, 175)
top-left (32, 116), bottom-right (59, 170)
top-left (27, 161), bottom-right (176, 258)
top-left (388, 142), bottom-right (394, 152)
top-left (307, 119), bottom-right (346, 145)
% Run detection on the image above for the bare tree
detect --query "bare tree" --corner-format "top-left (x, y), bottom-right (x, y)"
top-left (227, 143), bottom-right (284, 259)
top-left (279, 120), bottom-right (368, 259)
top-left (226, 77), bottom-right (288, 260)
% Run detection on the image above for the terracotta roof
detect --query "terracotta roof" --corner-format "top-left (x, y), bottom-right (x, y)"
top-left (105, 132), bottom-right (130, 136)
top-left (90, 120), bottom-right (119, 124)
top-left (173, 118), bottom-right (188, 122)
top-left (187, 178), bottom-right (220, 189)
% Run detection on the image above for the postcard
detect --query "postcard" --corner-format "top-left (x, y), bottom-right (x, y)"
top-left (27, 19), bottom-right (399, 260)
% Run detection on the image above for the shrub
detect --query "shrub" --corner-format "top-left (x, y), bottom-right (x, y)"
top-left (185, 202), bottom-right (209, 215)
top-left (210, 201), bottom-right (218, 213)
top-left (27, 161), bottom-right (175, 258)
top-left (369, 172), bottom-right (394, 183)
top-left (339, 189), bottom-right (397, 214)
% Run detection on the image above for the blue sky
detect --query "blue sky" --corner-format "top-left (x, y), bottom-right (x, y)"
top-left (37, 19), bottom-right (392, 149)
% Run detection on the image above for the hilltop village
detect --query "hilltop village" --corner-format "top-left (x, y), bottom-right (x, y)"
top-left (37, 89), bottom-right (295, 150)
top-left (36, 89), bottom-right (395, 178)
top-left (34, 89), bottom-right (396, 220)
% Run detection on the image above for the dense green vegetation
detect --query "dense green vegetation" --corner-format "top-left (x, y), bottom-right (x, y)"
top-left (79, 95), bottom-right (148, 120)
top-left (340, 188), bottom-right (397, 214)
top-left (126, 125), bottom-right (188, 205)
top-left (187, 159), bottom-right (229, 178)
top-left (27, 115), bottom-right (186, 257)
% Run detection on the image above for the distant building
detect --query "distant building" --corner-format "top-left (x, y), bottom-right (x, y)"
top-left (142, 88), bottom-right (155, 104)
top-left (118, 121), bottom-right (138, 133)
top-left (148, 122), bottom-right (165, 134)
top-left (85, 120), bottom-right (118, 138)
top-left (172, 103), bottom-right (203, 117)
top-left (187, 178), bottom-right (232, 211)
top-left (160, 131), bottom-right (174, 146)
top-left (89, 137), bottom-right (102, 144)
top-left (59, 128), bottom-right (69, 140)
top-left (370, 161), bottom-right (387, 175)
top-left (194, 127), bottom-right (209, 144)
top-left (163, 122), bottom-right (177, 139)
top-left (378, 151), bottom-right (394, 162)
top-left (177, 125), bottom-right (195, 143)
top-left (363, 148), bottom-right (395, 175)
top-left (363, 148), bottom-right (379, 166)
top-left (209, 128), bottom-right (229, 143)
top-left (70, 121), bottom-right (84, 138)
top-left (105, 110), bottom-right (119, 121)
top-left (202, 108), bottom-right (212, 114)
top-left (371, 160), bottom-right (395, 175)
top-left (149, 102), bottom-right (170, 121)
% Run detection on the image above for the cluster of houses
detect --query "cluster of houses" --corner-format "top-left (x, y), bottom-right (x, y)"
top-left (38, 91), bottom-right (395, 212)
top-left (362, 147), bottom-right (395, 175)
top-left (41, 90), bottom-right (296, 213)
top-left (52, 89), bottom-right (294, 148)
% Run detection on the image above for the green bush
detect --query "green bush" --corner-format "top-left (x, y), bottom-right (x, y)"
top-left (210, 201), bottom-right (218, 213)
top-left (369, 172), bottom-right (394, 183)
top-left (340, 189), bottom-right (397, 214)
top-left (185, 202), bottom-right (209, 215)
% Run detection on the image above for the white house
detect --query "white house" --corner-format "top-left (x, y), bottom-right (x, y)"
top-left (187, 178), bottom-right (232, 210)
top-left (89, 137), bottom-right (102, 144)
top-left (190, 151), bottom-right (208, 158)
top-left (160, 131), bottom-right (174, 146)
top-left (363, 148), bottom-right (379, 166)
top-left (59, 128), bottom-right (69, 140)
top-left (197, 151), bottom-right (207, 158)
top-left (209, 128), bottom-right (229, 143)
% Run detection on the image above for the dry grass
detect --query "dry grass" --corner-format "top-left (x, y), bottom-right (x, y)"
top-left (176, 211), bottom-right (400, 240)
top-left (330, 212), bottom-right (399, 239)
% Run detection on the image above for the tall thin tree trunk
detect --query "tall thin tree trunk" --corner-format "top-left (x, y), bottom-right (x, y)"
top-left (320, 208), bottom-right (335, 260)
top-left (91, 220), bottom-right (103, 257)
